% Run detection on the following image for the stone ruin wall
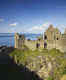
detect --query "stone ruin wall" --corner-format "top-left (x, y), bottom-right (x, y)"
top-left (57, 39), bottom-right (66, 52)
top-left (25, 40), bottom-right (44, 50)
top-left (47, 39), bottom-right (66, 52)
top-left (15, 34), bottom-right (66, 52)
top-left (15, 24), bottom-right (66, 52)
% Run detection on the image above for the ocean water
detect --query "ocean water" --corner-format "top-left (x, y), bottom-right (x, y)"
top-left (0, 33), bottom-right (41, 47)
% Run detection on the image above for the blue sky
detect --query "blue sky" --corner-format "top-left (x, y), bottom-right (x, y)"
top-left (0, 0), bottom-right (66, 33)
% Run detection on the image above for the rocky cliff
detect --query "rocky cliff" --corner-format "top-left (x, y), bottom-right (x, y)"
top-left (10, 48), bottom-right (66, 80)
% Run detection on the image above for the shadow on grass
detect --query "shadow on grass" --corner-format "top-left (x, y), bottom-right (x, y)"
top-left (0, 46), bottom-right (43, 80)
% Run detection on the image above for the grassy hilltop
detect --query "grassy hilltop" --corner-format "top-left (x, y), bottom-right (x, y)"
top-left (10, 48), bottom-right (66, 80)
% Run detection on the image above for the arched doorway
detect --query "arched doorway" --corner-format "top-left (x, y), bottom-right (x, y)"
top-left (44, 42), bottom-right (47, 48)
top-left (44, 35), bottom-right (47, 40)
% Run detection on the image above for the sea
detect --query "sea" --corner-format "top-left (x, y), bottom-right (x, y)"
top-left (0, 33), bottom-right (41, 47)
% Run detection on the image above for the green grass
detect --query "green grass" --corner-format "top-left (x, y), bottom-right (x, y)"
top-left (47, 76), bottom-right (53, 80)
top-left (9, 48), bottom-right (66, 80)
top-left (10, 48), bottom-right (66, 66)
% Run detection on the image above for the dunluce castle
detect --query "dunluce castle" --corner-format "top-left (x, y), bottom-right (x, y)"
top-left (15, 24), bottom-right (66, 52)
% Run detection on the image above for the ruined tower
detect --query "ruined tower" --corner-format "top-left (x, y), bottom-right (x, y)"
top-left (15, 33), bottom-right (19, 48)
top-left (15, 33), bottom-right (25, 49)
top-left (43, 25), bottom-right (66, 52)
top-left (44, 24), bottom-right (61, 49)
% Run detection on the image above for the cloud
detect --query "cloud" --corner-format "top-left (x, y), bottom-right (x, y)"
top-left (57, 24), bottom-right (66, 33)
top-left (9, 22), bottom-right (18, 27)
top-left (0, 18), bottom-right (4, 22)
top-left (27, 22), bottom-right (51, 33)
top-left (29, 23), bottom-right (66, 34)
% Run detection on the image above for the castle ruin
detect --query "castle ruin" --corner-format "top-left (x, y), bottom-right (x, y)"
top-left (15, 33), bottom-right (25, 49)
top-left (15, 24), bottom-right (66, 52)
top-left (44, 24), bottom-right (66, 52)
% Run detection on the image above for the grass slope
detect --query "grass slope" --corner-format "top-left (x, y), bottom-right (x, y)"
top-left (10, 48), bottom-right (66, 80)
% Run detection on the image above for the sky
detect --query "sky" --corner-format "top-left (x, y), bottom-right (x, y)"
top-left (0, 0), bottom-right (66, 33)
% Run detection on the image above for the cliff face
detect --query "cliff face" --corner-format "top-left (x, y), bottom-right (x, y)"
top-left (10, 48), bottom-right (66, 80)
top-left (26, 54), bottom-right (66, 80)
top-left (26, 56), bottom-right (54, 79)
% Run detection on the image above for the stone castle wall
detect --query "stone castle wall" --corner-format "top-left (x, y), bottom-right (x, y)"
top-left (14, 25), bottom-right (66, 52)
top-left (15, 35), bottom-right (66, 52)
top-left (15, 33), bottom-right (25, 49)
top-left (46, 40), bottom-right (66, 52)
top-left (25, 39), bottom-right (66, 52)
